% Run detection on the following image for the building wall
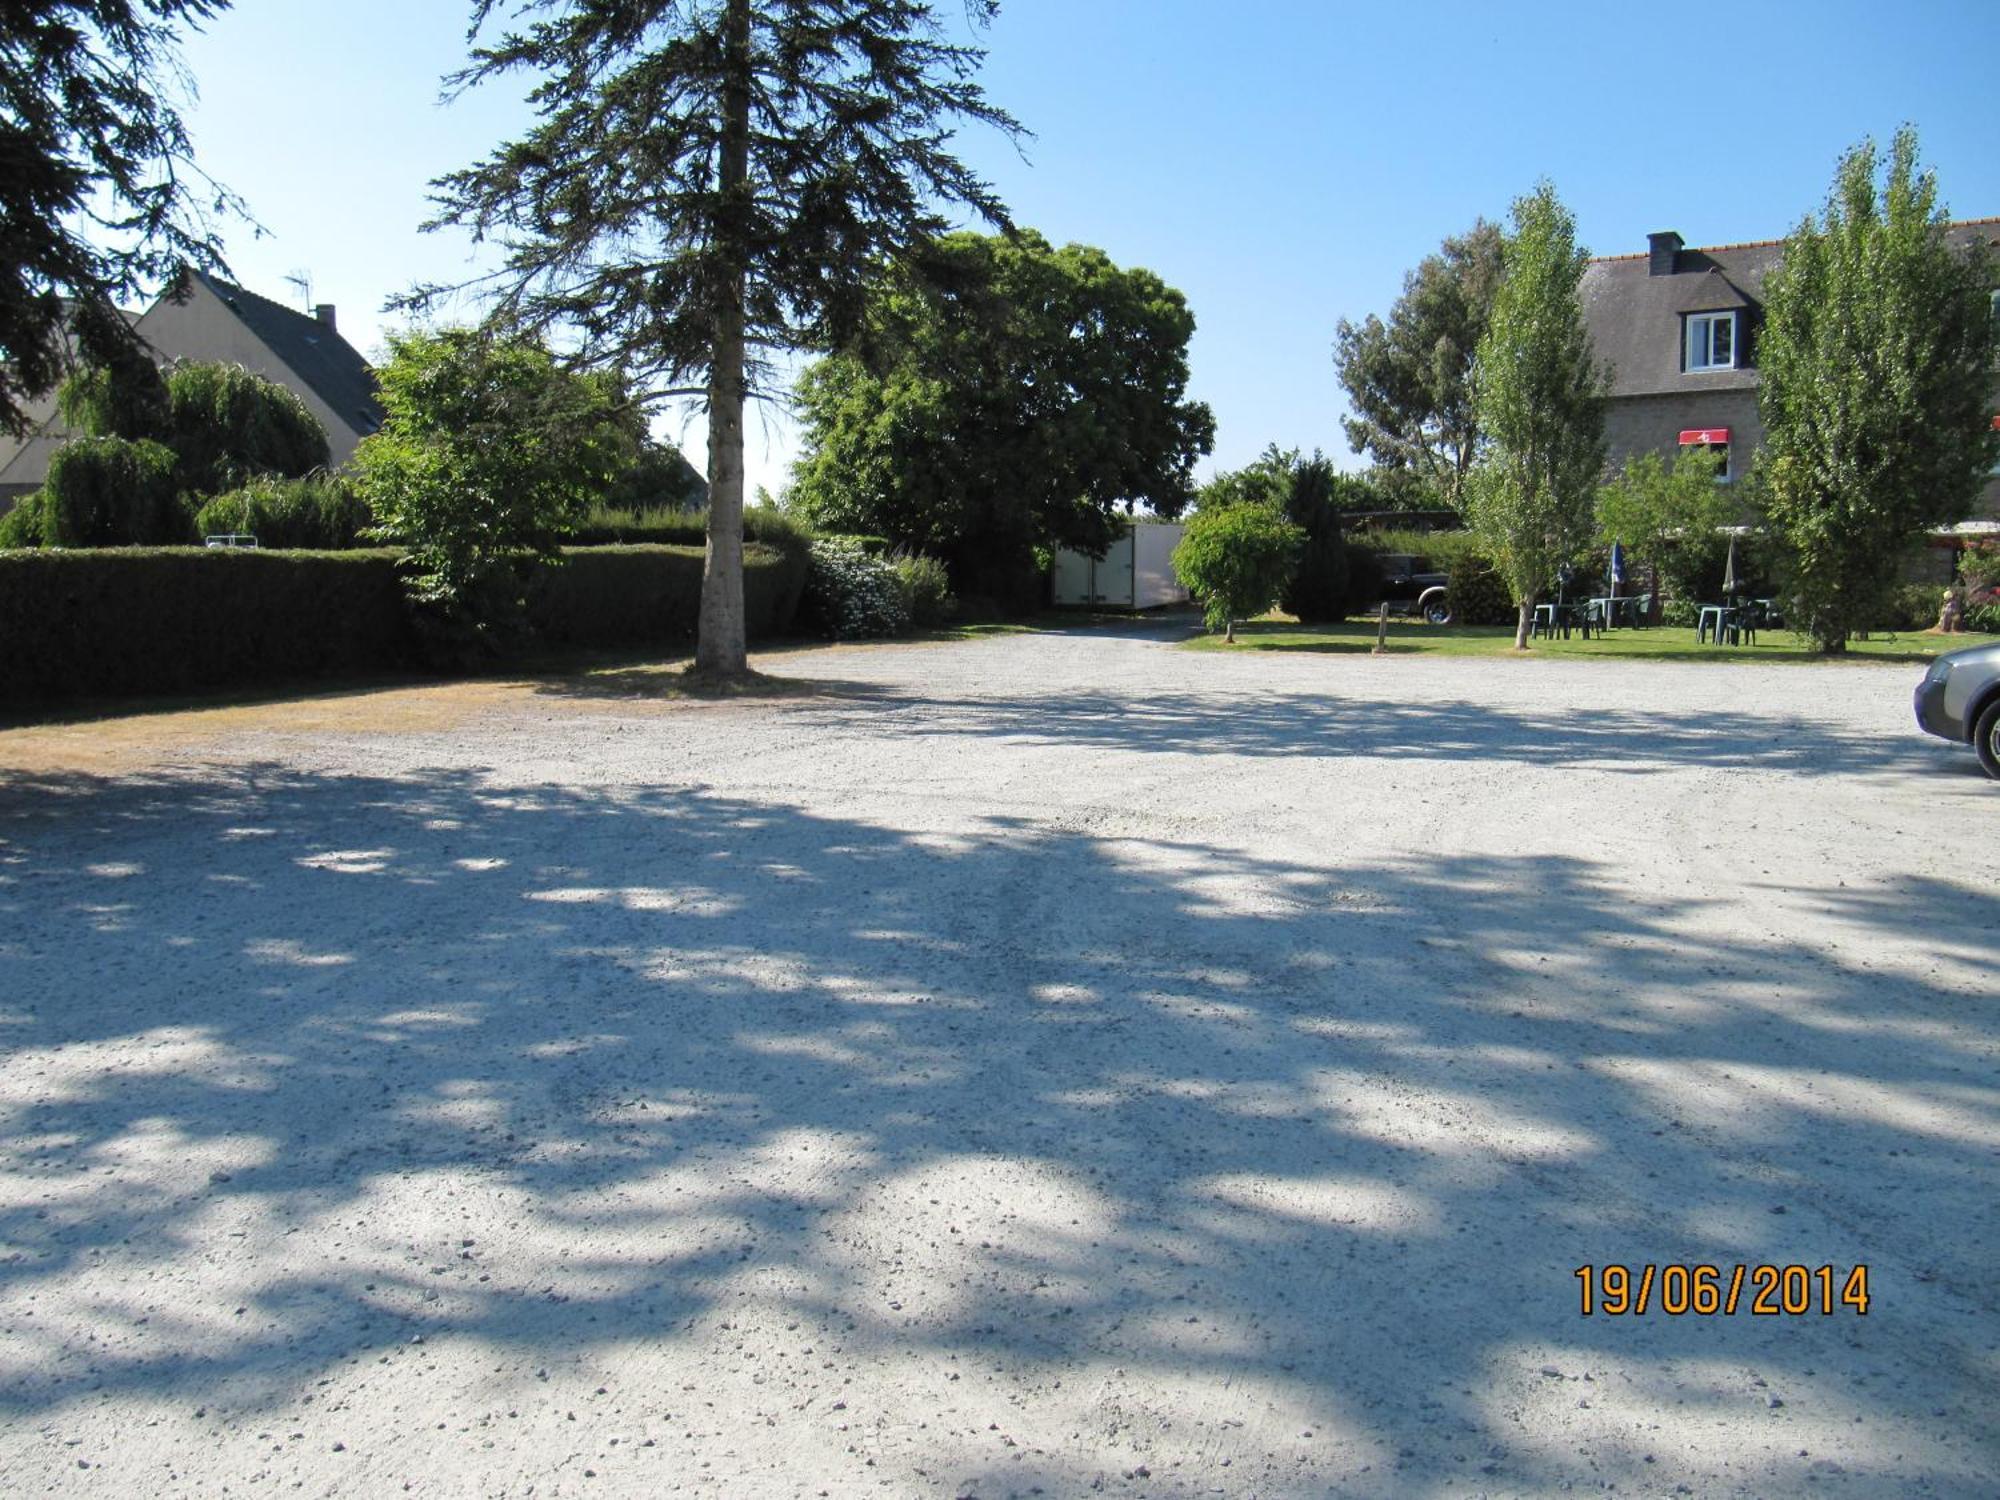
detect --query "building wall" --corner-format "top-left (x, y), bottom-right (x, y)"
top-left (1603, 387), bottom-right (1765, 495)
top-left (1605, 388), bottom-right (2000, 523)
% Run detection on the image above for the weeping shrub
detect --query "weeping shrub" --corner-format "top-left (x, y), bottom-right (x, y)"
top-left (39, 438), bottom-right (190, 546)
top-left (0, 495), bottom-right (46, 548)
top-left (193, 474), bottom-right (374, 549)
top-left (164, 362), bottom-right (331, 494)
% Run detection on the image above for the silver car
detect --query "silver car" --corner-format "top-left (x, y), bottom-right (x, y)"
top-left (1914, 641), bottom-right (2000, 780)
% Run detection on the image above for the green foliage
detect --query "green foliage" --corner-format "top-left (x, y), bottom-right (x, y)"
top-left (601, 431), bottom-right (708, 514)
top-left (0, 548), bottom-right (412, 702)
top-left (1879, 582), bottom-right (1949, 632)
top-left (1442, 549), bottom-right (1515, 626)
top-left (0, 543), bottom-right (806, 704)
top-left (1172, 502), bottom-right (1302, 640)
top-left (1278, 451), bottom-right (1352, 623)
top-left (0, 495), bottom-right (46, 548)
top-left (1466, 182), bottom-right (1606, 643)
top-left (892, 553), bottom-right (954, 627)
top-left (790, 230), bottom-right (1215, 610)
top-left (354, 328), bottom-right (628, 636)
top-left (193, 474), bottom-right (373, 550)
top-left (40, 437), bottom-right (188, 546)
top-left (414, 0), bottom-right (1022, 678)
top-left (1334, 219), bottom-right (1506, 510)
top-left (53, 357), bottom-right (330, 506)
top-left (525, 544), bottom-right (803, 649)
top-left (1595, 447), bottom-right (1736, 609)
top-left (1196, 453), bottom-right (1290, 513)
top-left (801, 538), bottom-right (913, 640)
top-left (57, 344), bottom-right (171, 442)
top-left (567, 502), bottom-right (811, 557)
top-left (0, 3), bottom-right (245, 438)
top-left (1207, 445), bottom-right (1354, 622)
top-left (161, 362), bottom-right (330, 494)
top-left (1756, 128), bottom-right (2000, 652)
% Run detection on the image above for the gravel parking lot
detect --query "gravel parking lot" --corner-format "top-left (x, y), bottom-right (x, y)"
top-left (2, 621), bottom-right (1995, 1498)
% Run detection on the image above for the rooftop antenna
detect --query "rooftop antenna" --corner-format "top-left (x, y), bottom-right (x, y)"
top-left (283, 269), bottom-right (313, 312)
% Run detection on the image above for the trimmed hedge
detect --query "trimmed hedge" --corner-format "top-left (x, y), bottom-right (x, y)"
top-left (0, 547), bottom-right (413, 702)
top-left (0, 543), bottom-right (808, 705)
top-left (567, 504), bottom-right (813, 556)
top-left (527, 543), bottom-right (805, 648)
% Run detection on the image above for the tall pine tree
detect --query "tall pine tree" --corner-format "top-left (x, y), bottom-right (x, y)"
top-left (0, 1), bottom-right (242, 436)
top-left (415, 0), bottom-right (1023, 679)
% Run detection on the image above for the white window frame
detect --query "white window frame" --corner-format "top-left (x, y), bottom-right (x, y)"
top-left (1685, 311), bottom-right (1738, 372)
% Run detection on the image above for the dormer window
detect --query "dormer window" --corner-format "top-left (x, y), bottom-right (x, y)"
top-left (1685, 311), bottom-right (1737, 372)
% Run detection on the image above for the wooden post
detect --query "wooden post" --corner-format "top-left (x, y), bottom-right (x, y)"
top-left (1372, 601), bottom-right (1390, 655)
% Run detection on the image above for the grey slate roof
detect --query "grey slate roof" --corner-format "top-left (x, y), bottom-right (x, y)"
top-left (1582, 218), bottom-right (2000, 400)
top-left (188, 270), bottom-right (384, 434)
top-left (1581, 242), bottom-right (1781, 398)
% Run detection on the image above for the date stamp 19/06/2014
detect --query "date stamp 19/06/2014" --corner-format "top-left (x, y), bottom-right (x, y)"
top-left (1575, 1264), bottom-right (1871, 1317)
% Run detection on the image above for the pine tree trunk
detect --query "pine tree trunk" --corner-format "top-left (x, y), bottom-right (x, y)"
top-left (694, 0), bottom-right (753, 679)
top-left (1515, 598), bottom-right (1532, 649)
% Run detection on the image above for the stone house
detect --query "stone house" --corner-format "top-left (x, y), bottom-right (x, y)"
top-left (0, 270), bottom-right (385, 509)
top-left (1579, 220), bottom-right (2000, 535)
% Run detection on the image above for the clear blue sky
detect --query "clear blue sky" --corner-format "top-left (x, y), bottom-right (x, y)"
top-left (176, 0), bottom-right (2000, 499)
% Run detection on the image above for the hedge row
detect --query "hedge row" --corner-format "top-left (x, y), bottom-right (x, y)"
top-left (0, 543), bottom-right (805, 705)
top-left (528, 543), bottom-right (806, 649)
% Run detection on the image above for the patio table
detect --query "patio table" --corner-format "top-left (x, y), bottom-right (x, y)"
top-left (1588, 596), bottom-right (1640, 630)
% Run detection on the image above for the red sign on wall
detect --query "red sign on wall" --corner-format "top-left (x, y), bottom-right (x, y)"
top-left (1679, 428), bottom-right (1731, 445)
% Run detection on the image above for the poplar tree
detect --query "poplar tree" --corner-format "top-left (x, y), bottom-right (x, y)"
top-left (1466, 183), bottom-right (1606, 649)
top-left (1757, 128), bottom-right (1998, 653)
top-left (0, 0), bottom-right (241, 436)
top-left (415, 0), bottom-right (1022, 680)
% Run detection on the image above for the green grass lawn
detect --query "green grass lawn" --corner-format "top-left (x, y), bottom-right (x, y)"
top-left (1184, 616), bottom-right (2000, 665)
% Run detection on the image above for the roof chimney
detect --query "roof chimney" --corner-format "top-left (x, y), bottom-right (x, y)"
top-left (1647, 232), bottom-right (1683, 277)
top-left (313, 304), bottom-right (337, 332)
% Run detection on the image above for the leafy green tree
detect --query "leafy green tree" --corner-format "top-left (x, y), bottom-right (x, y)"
top-left (1194, 448), bottom-right (1290, 514)
top-left (790, 230), bottom-right (1214, 608)
top-left (1172, 501), bottom-right (1301, 643)
top-left (413, 0), bottom-right (1021, 680)
top-left (0, 1), bottom-right (245, 437)
top-left (1756, 128), bottom-right (1999, 653)
top-left (1466, 184), bottom-right (1606, 649)
top-left (1595, 446), bottom-right (1732, 612)
top-left (353, 329), bottom-right (626, 640)
top-left (1199, 444), bottom-right (1354, 622)
top-left (1334, 220), bottom-right (1505, 511)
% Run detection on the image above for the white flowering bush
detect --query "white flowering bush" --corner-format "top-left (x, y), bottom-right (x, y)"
top-left (804, 537), bottom-right (912, 639)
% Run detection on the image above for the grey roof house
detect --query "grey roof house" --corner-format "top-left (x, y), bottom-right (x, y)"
top-left (0, 270), bottom-right (386, 508)
top-left (1579, 219), bottom-right (2000, 525)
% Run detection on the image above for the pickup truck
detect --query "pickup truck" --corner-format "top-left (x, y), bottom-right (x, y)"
top-left (1363, 553), bottom-right (1453, 624)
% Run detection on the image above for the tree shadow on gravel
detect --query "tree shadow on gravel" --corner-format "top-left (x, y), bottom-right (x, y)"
top-left (782, 684), bottom-right (1977, 781)
top-left (0, 765), bottom-right (1993, 1496)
